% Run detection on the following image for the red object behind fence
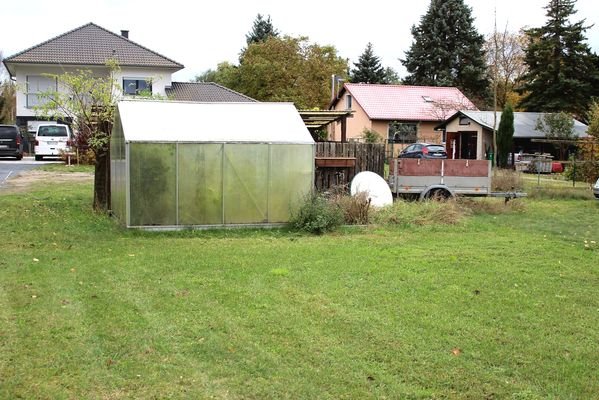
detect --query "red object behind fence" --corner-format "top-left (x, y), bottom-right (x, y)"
top-left (552, 162), bottom-right (564, 173)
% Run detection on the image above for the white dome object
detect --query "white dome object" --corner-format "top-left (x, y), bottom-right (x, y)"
top-left (350, 171), bottom-right (393, 208)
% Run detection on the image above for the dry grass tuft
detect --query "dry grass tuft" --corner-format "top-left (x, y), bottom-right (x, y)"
top-left (457, 197), bottom-right (526, 215)
top-left (373, 198), bottom-right (465, 226)
top-left (492, 169), bottom-right (524, 192)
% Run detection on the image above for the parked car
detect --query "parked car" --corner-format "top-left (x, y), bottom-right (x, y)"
top-left (34, 124), bottom-right (72, 161)
top-left (398, 143), bottom-right (447, 159)
top-left (593, 178), bottom-right (599, 200)
top-left (0, 125), bottom-right (23, 160)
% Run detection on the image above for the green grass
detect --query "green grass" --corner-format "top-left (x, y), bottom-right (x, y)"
top-left (1, 177), bottom-right (598, 399)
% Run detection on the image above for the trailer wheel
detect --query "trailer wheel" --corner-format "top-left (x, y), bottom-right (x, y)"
top-left (423, 188), bottom-right (452, 201)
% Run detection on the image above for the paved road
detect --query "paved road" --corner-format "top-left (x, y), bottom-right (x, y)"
top-left (0, 157), bottom-right (61, 188)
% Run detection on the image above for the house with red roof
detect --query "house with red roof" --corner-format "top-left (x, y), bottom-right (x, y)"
top-left (329, 83), bottom-right (478, 156)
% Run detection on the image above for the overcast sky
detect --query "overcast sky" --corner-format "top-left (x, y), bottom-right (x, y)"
top-left (1, 0), bottom-right (598, 82)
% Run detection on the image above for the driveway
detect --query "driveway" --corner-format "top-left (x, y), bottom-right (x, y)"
top-left (0, 157), bottom-right (61, 188)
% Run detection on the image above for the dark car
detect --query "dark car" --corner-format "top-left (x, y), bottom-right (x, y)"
top-left (398, 143), bottom-right (447, 159)
top-left (0, 125), bottom-right (23, 160)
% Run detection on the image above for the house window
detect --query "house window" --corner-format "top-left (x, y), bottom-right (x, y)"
top-left (26, 75), bottom-right (57, 108)
top-left (388, 121), bottom-right (418, 143)
top-left (345, 95), bottom-right (352, 110)
top-left (459, 117), bottom-right (470, 125)
top-left (123, 78), bottom-right (152, 95)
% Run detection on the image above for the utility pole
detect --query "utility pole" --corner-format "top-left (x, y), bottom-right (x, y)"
top-left (492, 7), bottom-right (498, 168)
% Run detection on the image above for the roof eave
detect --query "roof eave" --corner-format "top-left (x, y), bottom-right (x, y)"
top-left (5, 60), bottom-right (184, 71)
top-left (2, 60), bottom-right (15, 78)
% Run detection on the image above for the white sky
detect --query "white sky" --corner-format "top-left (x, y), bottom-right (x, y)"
top-left (1, 0), bottom-right (598, 82)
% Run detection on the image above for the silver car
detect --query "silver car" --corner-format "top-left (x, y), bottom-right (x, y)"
top-left (594, 178), bottom-right (599, 200)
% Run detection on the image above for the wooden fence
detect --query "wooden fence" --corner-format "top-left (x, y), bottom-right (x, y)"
top-left (314, 142), bottom-right (386, 191)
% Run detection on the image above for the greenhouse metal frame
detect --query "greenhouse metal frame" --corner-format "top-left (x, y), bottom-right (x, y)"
top-left (110, 100), bottom-right (315, 229)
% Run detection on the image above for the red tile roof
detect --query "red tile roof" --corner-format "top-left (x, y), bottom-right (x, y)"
top-left (340, 83), bottom-right (478, 121)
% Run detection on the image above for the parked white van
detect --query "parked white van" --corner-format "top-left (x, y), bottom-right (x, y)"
top-left (34, 124), bottom-right (72, 161)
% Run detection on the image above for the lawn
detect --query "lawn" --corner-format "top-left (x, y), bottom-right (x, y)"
top-left (1, 168), bottom-right (598, 399)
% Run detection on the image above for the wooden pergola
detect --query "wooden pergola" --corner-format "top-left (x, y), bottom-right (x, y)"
top-left (298, 110), bottom-right (353, 142)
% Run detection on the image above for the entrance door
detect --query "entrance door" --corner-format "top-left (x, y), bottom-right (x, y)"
top-left (460, 132), bottom-right (477, 159)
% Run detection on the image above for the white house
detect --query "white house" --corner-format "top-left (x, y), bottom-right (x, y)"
top-left (2, 22), bottom-right (254, 133)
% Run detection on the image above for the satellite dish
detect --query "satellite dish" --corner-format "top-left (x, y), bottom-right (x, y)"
top-left (350, 171), bottom-right (393, 208)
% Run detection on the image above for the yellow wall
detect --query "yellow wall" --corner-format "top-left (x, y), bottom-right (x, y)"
top-left (330, 92), bottom-right (372, 141)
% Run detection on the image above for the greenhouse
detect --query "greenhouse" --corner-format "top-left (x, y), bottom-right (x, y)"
top-left (110, 100), bottom-right (315, 228)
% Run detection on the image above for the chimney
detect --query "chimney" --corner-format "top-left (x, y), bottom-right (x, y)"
top-left (121, 30), bottom-right (129, 39)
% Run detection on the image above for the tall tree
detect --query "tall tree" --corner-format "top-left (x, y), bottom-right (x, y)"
top-left (350, 43), bottom-right (386, 84)
top-left (245, 14), bottom-right (279, 45)
top-left (401, 0), bottom-right (489, 105)
top-left (234, 36), bottom-right (348, 109)
top-left (383, 67), bottom-right (400, 85)
top-left (485, 30), bottom-right (527, 110)
top-left (35, 62), bottom-right (120, 211)
top-left (518, 0), bottom-right (598, 121)
top-left (497, 104), bottom-right (515, 168)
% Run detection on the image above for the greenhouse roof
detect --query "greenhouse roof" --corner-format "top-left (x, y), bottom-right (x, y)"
top-left (117, 100), bottom-right (315, 144)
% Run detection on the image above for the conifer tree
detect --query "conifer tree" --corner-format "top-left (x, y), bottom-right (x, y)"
top-left (350, 43), bottom-right (386, 84)
top-left (497, 104), bottom-right (515, 168)
top-left (245, 14), bottom-right (279, 45)
top-left (518, 0), bottom-right (598, 121)
top-left (401, 0), bottom-right (489, 105)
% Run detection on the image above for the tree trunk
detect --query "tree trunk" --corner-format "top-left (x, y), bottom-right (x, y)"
top-left (93, 148), bottom-right (111, 211)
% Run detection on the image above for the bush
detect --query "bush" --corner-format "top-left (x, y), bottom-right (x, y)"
top-left (361, 128), bottom-right (382, 143)
top-left (333, 191), bottom-right (371, 225)
top-left (289, 193), bottom-right (343, 234)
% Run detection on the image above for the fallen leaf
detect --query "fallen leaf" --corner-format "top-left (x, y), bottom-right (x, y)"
top-left (70, 268), bottom-right (76, 272)
top-left (31, 295), bottom-right (37, 299)
top-left (128, 254), bottom-right (135, 257)
top-left (33, 258), bottom-right (39, 262)
top-left (451, 348), bottom-right (462, 356)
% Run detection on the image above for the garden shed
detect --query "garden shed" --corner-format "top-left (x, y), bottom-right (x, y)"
top-left (110, 100), bottom-right (315, 228)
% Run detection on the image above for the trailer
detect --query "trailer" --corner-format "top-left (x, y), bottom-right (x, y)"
top-left (388, 158), bottom-right (525, 201)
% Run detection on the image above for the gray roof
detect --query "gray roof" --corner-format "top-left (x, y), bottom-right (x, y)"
top-left (3, 23), bottom-right (183, 75)
top-left (450, 111), bottom-right (588, 138)
top-left (166, 82), bottom-right (257, 102)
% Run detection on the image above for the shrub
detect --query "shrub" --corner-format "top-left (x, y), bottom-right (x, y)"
top-left (361, 128), bottom-right (382, 143)
top-left (289, 193), bottom-right (343, 234)
top-left (333, 191), bottom-right (371, 225)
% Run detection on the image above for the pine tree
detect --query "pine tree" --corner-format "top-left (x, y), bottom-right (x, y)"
top-left (401, 0), bottom-right (489, 104)
top-left (245, 14), bottom-right (279, 45)
top-left (518, 0), bottom-right (598, 121)
top-left (350, 43), bottom-right (386, 84)
top-left (497, 104), bottom-right (515, 168)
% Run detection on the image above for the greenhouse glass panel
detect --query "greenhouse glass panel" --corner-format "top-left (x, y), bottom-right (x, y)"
top-left (129, 143), bottom-right (177, 226)
top-left (268, 144), bottom-right (314, 222)
top-left (178, 144), bottom-right (224, 225)
top-left (223, 144), bottom-right (268, 224)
